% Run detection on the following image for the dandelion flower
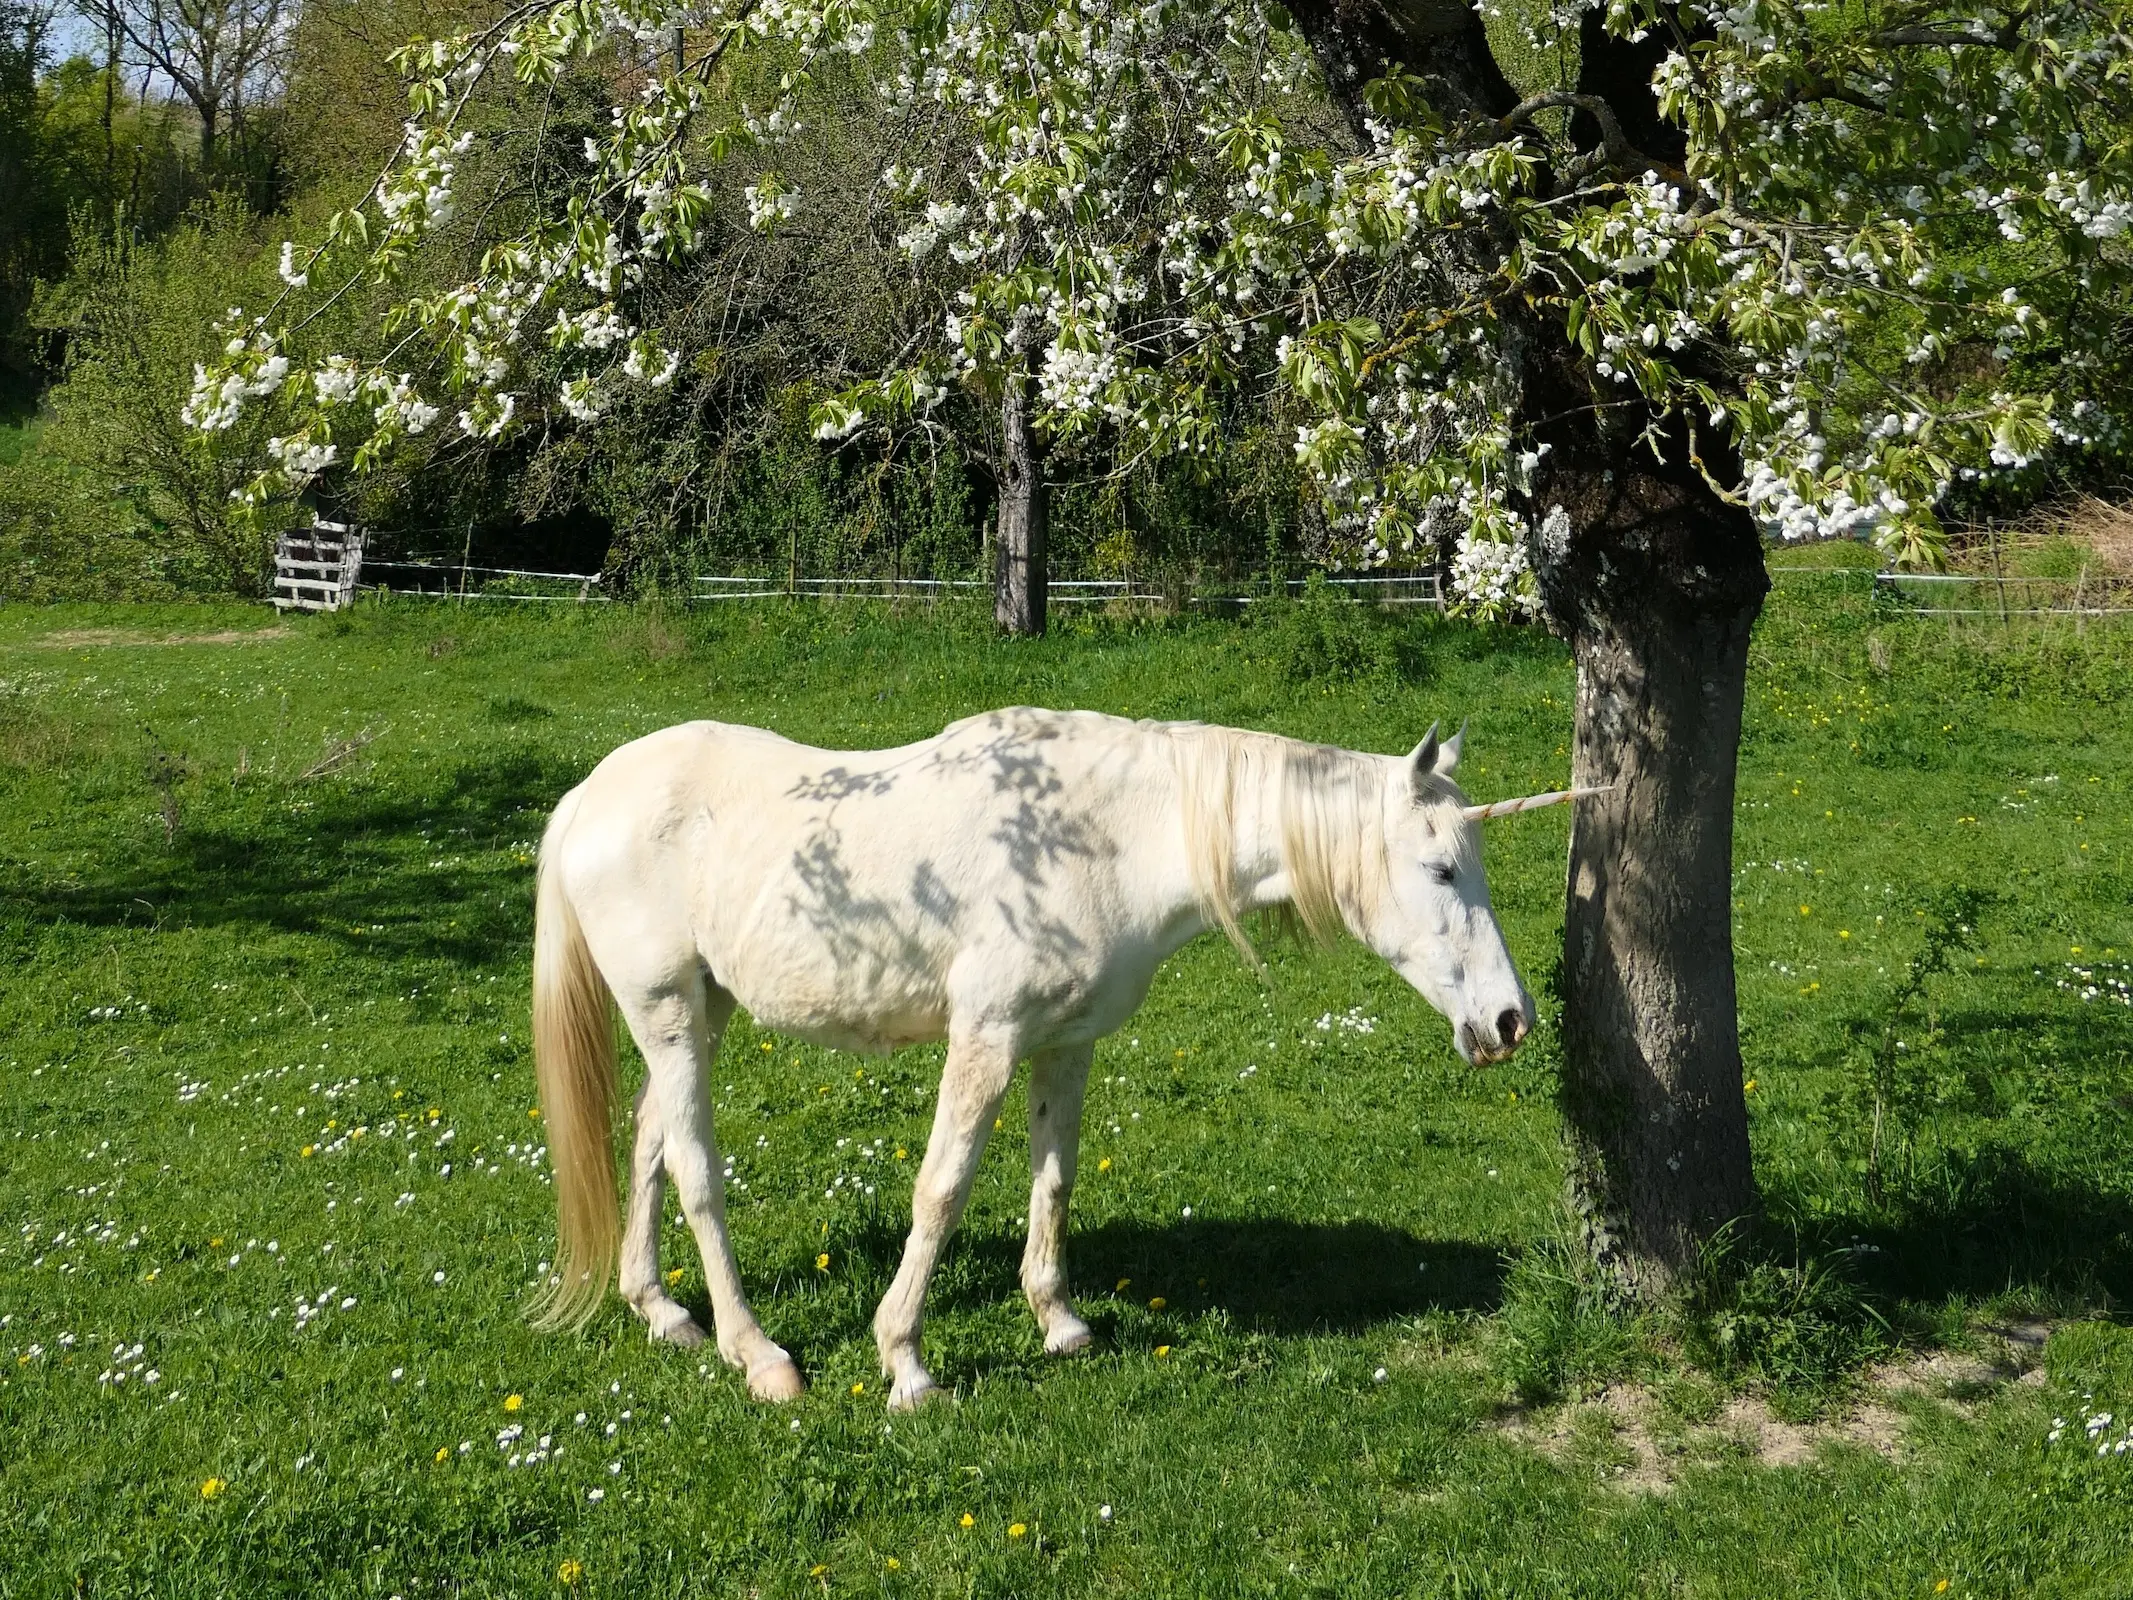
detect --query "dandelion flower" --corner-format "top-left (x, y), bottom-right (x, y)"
top-left (1148, 1297), bottom-right (1166, 1311)
top-left (885, 1557), bottom-right (901, 1570)
top-left (434, 1446), bottom-right (450, 1463)
top-left (816, 1253), bottom-right (830, 1271)
top-left (665, 1267), bottom-right (685, 1285)
top-left (1744, 1079), bottom-right (1758, 1093)
top-left (557, 1558), bottom-right (583, 1585)
top-left (300, 1145), bottom-right (315, 1158)
top-left (1115, 1278), bottom-right (1131, 1292)
top-left (1799, 905), bottom-right (1811, 916)
top-left (504, 1393), bottom-right (523, 1412)
top-left (809, 1564), bottom-right (828, 1577)
top-left (1008, 1523), bottom-right (1027, 1539)
top-left (1154, 1345), bottom-right (1171, 1359)
top-left (850, 1382), bottom-right (865, 1396)
top-left (959, 1513), bottom-right (974, 1529)
top-left (200, 1477), bottom-right (226, 1499)
top-left (1097, 1158), bottom-right (1111, 1172)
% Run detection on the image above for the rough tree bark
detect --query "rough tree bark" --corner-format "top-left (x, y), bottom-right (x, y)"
top-left (995, 362), bottom-right (1049, 635)
top-left (1286, 0), bottom-right (1768, 1293)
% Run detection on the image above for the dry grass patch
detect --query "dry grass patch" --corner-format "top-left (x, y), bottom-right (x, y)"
top-left (1493, 1320), bottom-right (2057, 1492)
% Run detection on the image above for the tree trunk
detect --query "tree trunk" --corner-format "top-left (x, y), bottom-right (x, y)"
top-left (1284, 0), bottom-right (1770, 1296)
top-left (995, 366), bottom-right (1048, 635)
top-left (1527, 387), bottom-right (1769, 1294)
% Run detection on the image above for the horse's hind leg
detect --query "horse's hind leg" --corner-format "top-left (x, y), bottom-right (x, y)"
top-left (1022, 1042), bottom-right (1094, 1355)
top-left (618, 1080), bottom-right (703, 1347)
top-left (613, 972), bottom-right (805, 1403)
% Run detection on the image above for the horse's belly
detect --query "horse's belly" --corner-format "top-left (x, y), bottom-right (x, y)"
top-left (716, 942), bottom-right (950, 1056)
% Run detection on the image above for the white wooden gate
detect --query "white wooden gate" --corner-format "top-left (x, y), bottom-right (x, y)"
top-left (273, 522), bottom-right (366, 612)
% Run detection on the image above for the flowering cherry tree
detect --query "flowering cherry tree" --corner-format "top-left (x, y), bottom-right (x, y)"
top-left (183, 0), bottom-right (2132, 1292)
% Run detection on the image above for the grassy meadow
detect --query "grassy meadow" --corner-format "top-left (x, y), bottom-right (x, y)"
top-left (3, 549), bottom-right (2131, 1597)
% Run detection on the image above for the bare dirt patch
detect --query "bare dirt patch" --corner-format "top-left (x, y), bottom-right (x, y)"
top-left (33, 626), bottom-right (293, 648)
top-left (1493, 1321), bottom-right (2056, 1492)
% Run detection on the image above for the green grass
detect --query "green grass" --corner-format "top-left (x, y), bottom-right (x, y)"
top-left (2, 567), bottom-right (2131, 1598)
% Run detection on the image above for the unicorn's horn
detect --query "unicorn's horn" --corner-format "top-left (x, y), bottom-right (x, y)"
top-left (1461, 784), bottom-right (1615, 821)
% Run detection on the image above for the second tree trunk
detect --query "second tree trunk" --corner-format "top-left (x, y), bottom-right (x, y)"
top-left (995, 369), bottom-right (1048, 636)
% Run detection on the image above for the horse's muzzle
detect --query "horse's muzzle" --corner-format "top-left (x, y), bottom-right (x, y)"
top-left (1459, 1006), bottom-right (1530, 1066)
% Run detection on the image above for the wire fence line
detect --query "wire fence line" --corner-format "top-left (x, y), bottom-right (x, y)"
top-left (357, 563), bottom-right (1447, 609)
top-left (351, 554), bottom-right (2133, 619)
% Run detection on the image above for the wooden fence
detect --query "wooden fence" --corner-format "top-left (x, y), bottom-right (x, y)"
top-left (273, 523), bottom-right (367, 612)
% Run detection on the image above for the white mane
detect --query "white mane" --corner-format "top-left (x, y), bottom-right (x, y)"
top-left (1166, 723), bottom-right (1450, 960)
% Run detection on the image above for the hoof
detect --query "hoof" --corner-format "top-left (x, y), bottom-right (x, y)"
top-left (886, 1374), bottom-right (942, 1413)
top-left (649, 1307), bottom-right (708, 1348)
top-left (1044, 1316), bottom-right (1094, 1356)
top-left (745, 1356), bottom-right (807, 1404)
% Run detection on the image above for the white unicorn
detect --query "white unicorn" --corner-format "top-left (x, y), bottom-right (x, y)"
top-left (531, 707), bottom-right (1568, 1410)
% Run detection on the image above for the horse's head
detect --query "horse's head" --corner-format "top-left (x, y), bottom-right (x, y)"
top-left (1368, 726), bottom-right (1534, 1066)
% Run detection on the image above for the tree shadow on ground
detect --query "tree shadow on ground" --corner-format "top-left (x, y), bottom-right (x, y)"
top-left (0, 747), bottom-right (577, 969)
top-left (1765, 1141), bottom-right (2133, 1316)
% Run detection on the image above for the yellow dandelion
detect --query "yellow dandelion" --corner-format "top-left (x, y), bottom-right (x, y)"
top-left (1115, 1277), bottom-right (1131, 1292)
top-left (1744, 1079), bottom-right (1758, 1094)
top-left (1935, 1584), bottom-right (1949, 1595)
top-left (434, 1446), bottom-right (450, 1464)
top-left (504, 1393), bottom-right (523, 1412)
top-left (992, 1117), bottom-right (1002, 1130)
top-left (300, 1146), bottom-right (315, 1158)
top-left (1838, 930), bottom-right (1850, 940)
top-left (394, 1089), bottom-right (405, 1100)
top-left (851, 1382), bottom-right (865, 1396)
top-left (808, 1564), bottom-right (828, 1578)
top-left (209, 1237), bottom-right (223, 1247)
top-left (761, 1041), bottom-right (773, 1051)
top-left (1799, 905), bottom-right (1811, 917)
top-left (1148, 1296), bottom-right (1166, 1311)
top-left (1008, 1523), bottom-right (1027, 1539)
top-left (1097, 1158), bottom-right (1111, 1172)
top-left (200, 1477), bottom-right (226, 1499)
top-left (1154, 1345), bottom-right (1171, 1359)
top-left (816, 1253), bottom-right (830, 1271)
top-left (529, 1107), bottom-right (541, 1120)
top-left (886, 1556), bottom-right (901, 1570)
top-left (665, 1267), bottom-right (685, 1285)
top-left (959, 1513), bottom-right (975, 1529)
top-left (894, 1148), bottom-right (907, 1160)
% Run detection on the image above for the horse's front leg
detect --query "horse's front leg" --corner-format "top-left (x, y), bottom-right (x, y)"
top-left (874, 1030), bottom-right (1017, 1411)
top-left (1022, 1042), bottom-right (1094, 1355)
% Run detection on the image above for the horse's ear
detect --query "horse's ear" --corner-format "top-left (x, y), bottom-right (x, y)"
top-left (1439, 718), bottom-right (1466, 774)
top-left (1406, 723), bottom-right (1440, 799)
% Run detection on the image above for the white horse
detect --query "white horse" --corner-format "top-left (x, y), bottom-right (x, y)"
top-left (531, 707), bottom-right (1543, 1410)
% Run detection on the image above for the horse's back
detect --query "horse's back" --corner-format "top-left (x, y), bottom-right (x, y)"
top-left (549, 710), bottom-right (1180, 1050)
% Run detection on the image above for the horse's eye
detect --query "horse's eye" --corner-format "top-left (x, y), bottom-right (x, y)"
top-left (1430, 864), bottom-right (1455, 886)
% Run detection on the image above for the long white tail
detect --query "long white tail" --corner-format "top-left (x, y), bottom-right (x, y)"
top-left (529, 840), bottom-right (620, 1331)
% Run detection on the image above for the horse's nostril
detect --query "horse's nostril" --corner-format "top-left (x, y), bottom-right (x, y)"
top-left (1497, 1007), bottom-right (1526, 1048)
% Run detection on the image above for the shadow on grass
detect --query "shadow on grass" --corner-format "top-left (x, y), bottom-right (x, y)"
top-left (1771, 1143), bottom-right (2133, 1309)
top-left (776, 1215), bottom-right (1506, 1357)
top-left (0, 747), bottom-right (577, 968)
